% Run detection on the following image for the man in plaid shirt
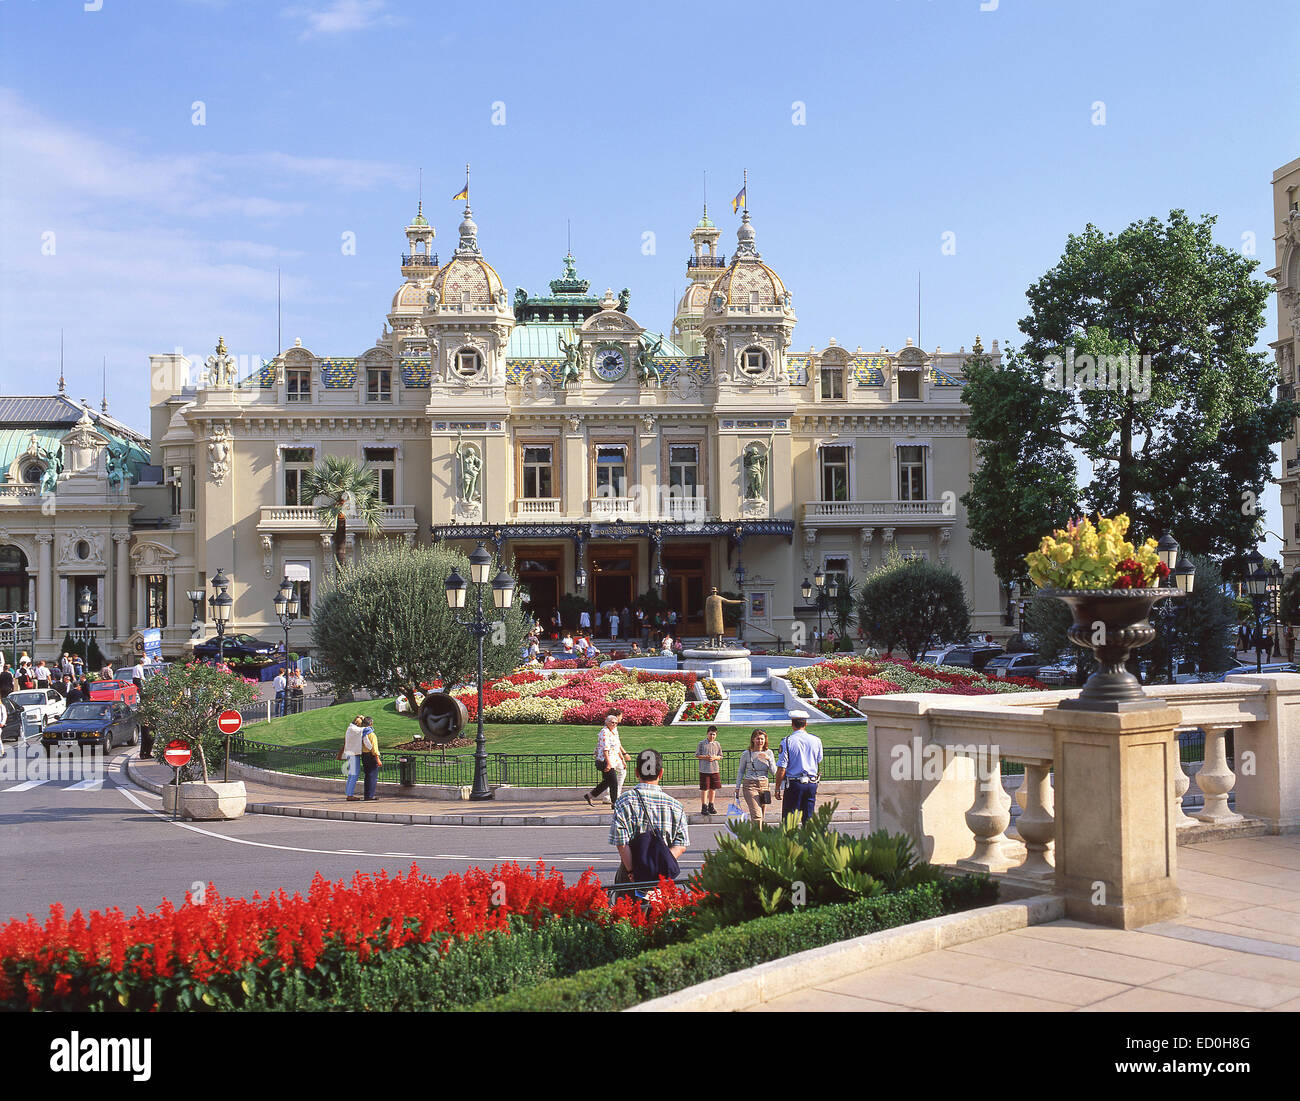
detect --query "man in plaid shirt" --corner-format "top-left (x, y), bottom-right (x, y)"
top-left (610, 748), bottom-right (689, 879)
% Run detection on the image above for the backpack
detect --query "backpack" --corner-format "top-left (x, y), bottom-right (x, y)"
top-left (626, 788), bottom-right (680, 882)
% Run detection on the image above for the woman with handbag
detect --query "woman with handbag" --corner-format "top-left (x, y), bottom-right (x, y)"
top-left (735, 729), bottom-right (776, 824)
top-left (339, 715), bottom-right (365, 801)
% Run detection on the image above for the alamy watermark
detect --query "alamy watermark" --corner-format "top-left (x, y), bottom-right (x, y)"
top-left (1043, 348), bottom-right (1152, 402)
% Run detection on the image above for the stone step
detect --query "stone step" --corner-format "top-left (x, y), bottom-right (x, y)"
top-left (722, 677), bottom-right (771, 687)
top-left (728, 691), bottom-right (784, 704)
top-left (727, 707), bottom-right (794, 723)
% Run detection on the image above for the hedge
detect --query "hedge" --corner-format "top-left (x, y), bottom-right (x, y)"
top-left (465, 875), bottom-right (996, 1012)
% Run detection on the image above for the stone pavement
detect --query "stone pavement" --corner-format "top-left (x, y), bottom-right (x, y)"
top-left (125, 756), bottom-right (870, 827)
top-left (747, 835), bottom-right (1300, 1012)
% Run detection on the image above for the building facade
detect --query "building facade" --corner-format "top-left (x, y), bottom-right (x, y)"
top-left (3, 198), bottom-right (1007, 660)
top-left (1271, 155), bottom-right (1300, 572)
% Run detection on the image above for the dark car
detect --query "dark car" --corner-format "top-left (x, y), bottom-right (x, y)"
top-left (984, 652), bottom-right (1048, 681)
top-left (41, 701), bottom-right (140, 755)
top-left (940, 646), bottom-right (1004, 673)
top-left (1003, 633), bottom-right (1040, 655)
top-left (192, 634), bottom-right (282, 662)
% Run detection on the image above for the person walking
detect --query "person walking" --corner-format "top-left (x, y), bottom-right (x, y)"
top-left (340, 715), bottom-right (366, 801)
top-left (774, 710), bottom-right (824, 825)
top-left (359, 715), bottom-right (381, 801)
top-left (585, 709), bottom-right (629, 806)
top-left (1286, 625), bottom-right (1295, 664)
top-left (609, 748), bottom-right (689, 885)
top-left (61, 653), bottom-right (74, 679)
top-left (130, 657), bottom-right (145, 694)
top-left (696, 725), bottom-right (723, 815)
top-left (35, 660), bottom-right (50, 689)
top-left (0, 662), bottom-right (12, 701)
top-left (735, 729), bottom-right (777, 824)
top-left (609, 607), bottom-right (620, 640)
top-left (71, 652), bottom-right (84, 680)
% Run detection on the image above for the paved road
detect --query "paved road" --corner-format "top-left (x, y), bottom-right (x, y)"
top-left (2, 738), bottom-right (842, 922)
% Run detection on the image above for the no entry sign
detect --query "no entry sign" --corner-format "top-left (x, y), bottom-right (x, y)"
top-left (217, 710), bottom-right (243, 735)
top-left (163, 741), bottom-right (192, 768)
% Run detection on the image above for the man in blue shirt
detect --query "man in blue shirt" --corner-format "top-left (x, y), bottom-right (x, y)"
top-left (774, 710), bottom-right (824, 825)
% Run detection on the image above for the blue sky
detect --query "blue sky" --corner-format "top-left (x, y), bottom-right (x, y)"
top-left (1, 0), bottom-right (1296, 555)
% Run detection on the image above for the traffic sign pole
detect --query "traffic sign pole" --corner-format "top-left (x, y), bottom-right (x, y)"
top-left (162, 741), bottom-right (192, 820)
top-left (217, 709), bottom-right (242, 783)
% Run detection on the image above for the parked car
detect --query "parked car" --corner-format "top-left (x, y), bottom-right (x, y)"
top-left (1213, 662), bottom-right (1299, 681)
top-left (1, 699), bottom-right (21, 746)
top-left (940, 646), bottom-right (1004, 673)
top-left (192, 634), bottom-right (282, 662)
top-left (1003, 632), bottom-right (1040, 655)
top-left (41, 700), bottom-right (140, 754)
top-left (4, 688), bottom-right (67, 729)
top-left (983, 652), bottom-right (1049, 680)
top-left (86, 679), bottom-right (140, 707)
top-left (1036, 651), bottom-right (1085, 686)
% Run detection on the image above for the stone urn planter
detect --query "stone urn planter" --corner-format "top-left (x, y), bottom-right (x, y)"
top-left (1042, 588), bottom-right (1178, 712)
top-left (162, 780), bottom-right (247, 820)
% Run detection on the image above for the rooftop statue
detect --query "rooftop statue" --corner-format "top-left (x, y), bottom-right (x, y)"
top-left (636, 333), bottom-right (664, 388)
top-left (557, 331), bottom-right (583, 389)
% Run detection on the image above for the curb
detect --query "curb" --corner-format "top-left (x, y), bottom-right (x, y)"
top-left (627, 894), bottom-right (1065, 1013)
top-left (125, 758), bottom-right (870, 827)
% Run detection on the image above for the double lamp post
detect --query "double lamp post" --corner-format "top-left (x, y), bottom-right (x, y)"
top-left (801, 567), bottom-right (838, 652)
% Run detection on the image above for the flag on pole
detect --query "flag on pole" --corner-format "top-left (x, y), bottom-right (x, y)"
top-left (731, 183), bottom-right (746, 213)
top-left (452, 181), bottom-right (469, 202)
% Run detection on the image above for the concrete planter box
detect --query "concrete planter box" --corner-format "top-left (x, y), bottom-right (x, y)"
top-left (162, 780), bottom-right (247, 820)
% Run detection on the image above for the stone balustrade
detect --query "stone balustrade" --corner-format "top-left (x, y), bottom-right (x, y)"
top-left (859, 674), bottom-right (1300, 928)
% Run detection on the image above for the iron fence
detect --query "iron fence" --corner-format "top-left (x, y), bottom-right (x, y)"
top-left (228, 737), bottom-right (871, 787)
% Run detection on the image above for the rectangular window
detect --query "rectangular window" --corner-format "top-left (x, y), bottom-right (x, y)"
top-left (898, 369), bottom-right (922, 400)
top-left (145, 575), bottom-right (168, 629)
top-left (898, 445), bottom-right (926, 501)
top-left (820, 446), bottom-right (851, 502)
top-left (366, 367), bottom-right (392, 403)
top-left (820, 366), bottom-right (845, 400)
top-left (668, 444), bottom-right (699, 495)
top-left (595, 445), bottom-right (627, 498)
top-left (522, 445), bottom-right (553, 499)
top-left (823, 556), bottom-right (850, 593)
top-left (285, 562), bottom-right (311, 619)
top-left (286, 367), bottom-right (312, 403)
top-left (283, 447), bottom-right (315, 506)
top-left (363, 447), bottom-right (396, 505)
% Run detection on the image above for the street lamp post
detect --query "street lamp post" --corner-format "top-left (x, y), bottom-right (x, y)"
top-left (733, 562), bottom-right (746, 645)
top-left (273, 577), bottom-right (300, 718)
top-left (1245, 552), bottom-right (1268, 674)
top-left (445, 543), bottom-right (515, 801)
top-left (186, 588), bottom-right (205, 643)
top-left (76, 586), bottom-right (94, 668)
top-left (801, 569), bottom-right (832, 652)
top-left (208, 568), bottom-right (234, 781)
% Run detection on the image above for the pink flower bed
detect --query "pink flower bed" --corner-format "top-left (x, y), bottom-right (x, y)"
top-left (811, 675), bottom-right (897, 704)
top-left (560, 699), bottom-right (670, 726)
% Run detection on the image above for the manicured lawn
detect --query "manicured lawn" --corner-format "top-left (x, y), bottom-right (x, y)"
top-left (253, 699), bottom-right (869, 756)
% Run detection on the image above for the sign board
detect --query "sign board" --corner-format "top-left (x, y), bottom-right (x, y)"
top-left (139, 628), bottom-right (163, 661)
top-left (163, 741), bottom-right (192, 768)
top-left (217, 710), bottom-right (243, 735)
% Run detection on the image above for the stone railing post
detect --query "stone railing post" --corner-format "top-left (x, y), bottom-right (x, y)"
top-left (1231, 673), bottom-right (1300, 831)
top-left (1194, 726), bottom-right (1242, 825)
top-left (1046, 706), bottom-right (1185, 929)
top-left (957, 752), bottom-right (1017, 873)
top-left (1010, 759), bottom-right (1055, 881)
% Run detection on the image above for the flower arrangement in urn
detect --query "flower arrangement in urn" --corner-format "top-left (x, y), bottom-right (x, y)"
top-left (1026, 514), bottom-right (1169, 591)
top-left (1025, 514), bottom-right (1176, 712)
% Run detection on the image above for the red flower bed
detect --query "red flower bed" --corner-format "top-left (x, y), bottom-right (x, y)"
top-left (0, 863), bottom-right (699, 1010)
top-left (633, 669), bottom-right (698, 692)
top-left (543, 657), bottom-right (597, 669)
top-left (451, 687), bottom-right (521, 720)
top-left (502, 671), bottom-right (545, 686)
top-left (560, 699), bottom-right (671, 726)
top-left (811, 675), bottom-right (898, 704)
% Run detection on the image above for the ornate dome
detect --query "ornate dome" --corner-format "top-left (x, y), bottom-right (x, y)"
top-left (390, 280), bottom-right (432, 312)
top-left (430, 203), bottom-right (506, 306)
top-left (676, 280), bottom-right (712, 316)
top-left (707, 211), bottom-right (789, 307)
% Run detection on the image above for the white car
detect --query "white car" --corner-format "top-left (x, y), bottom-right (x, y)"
top-left (6, 688), bottom-right (67, 730)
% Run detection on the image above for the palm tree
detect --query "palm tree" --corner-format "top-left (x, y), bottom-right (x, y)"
top-left (300, 455), bottom-right (383, 567)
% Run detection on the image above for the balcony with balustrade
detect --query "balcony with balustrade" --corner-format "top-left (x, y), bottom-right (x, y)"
top-left (803, 499), bottom-right (947, 526)
top-left (0, 484), bottom-right (40, 502)
top-left (514, 497), bottom-right (562, 518)
top-left (257, 504), bottom-right (417, 535)
top-left (859, 674), bottom-right (1300, 928)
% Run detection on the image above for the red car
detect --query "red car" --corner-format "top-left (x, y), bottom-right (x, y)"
top-left (86, 679), bottom-right (140, 707)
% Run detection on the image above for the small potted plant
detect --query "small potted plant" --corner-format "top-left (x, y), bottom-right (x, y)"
top-left (1025, 513), bottom-right (1173, 711)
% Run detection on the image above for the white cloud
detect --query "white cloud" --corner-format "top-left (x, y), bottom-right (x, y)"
top-left (283, 0), bottom-right (397, 39)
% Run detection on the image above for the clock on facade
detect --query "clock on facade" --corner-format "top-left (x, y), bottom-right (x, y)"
top-left (593, 345), bottom-right (627, 382)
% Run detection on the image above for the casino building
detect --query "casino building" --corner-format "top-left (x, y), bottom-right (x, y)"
top-left (124, 195), bottom-right (1004, 656)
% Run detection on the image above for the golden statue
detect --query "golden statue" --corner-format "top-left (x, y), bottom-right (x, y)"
top-left (704, 586), bottom-right (744, 647)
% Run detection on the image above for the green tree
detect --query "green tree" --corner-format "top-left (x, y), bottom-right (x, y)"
top-left (856, 552), bottom-right (971, 660)
top-left (311, 541), bottom-right (531, 713)
top-left (960, 345), bottom-right (1078, 598)
top-left (828, 578), bottom-right (860, 649)
top-left (1145, 557), bottom-right (1238, 681)
top-left (137, 661), bottom-right (258, 783)
top-left (1018, 210), bottom-right (1297, 563)
top-left (300, 455), bottom-right (384, 568)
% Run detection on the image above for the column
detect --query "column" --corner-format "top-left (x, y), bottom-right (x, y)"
top-left (114, 534), bottom-right (130, 642)
top-left (36, 535), bottom-right (54, 644)
top-left (1047, 706), bottom-right (1186, 929)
